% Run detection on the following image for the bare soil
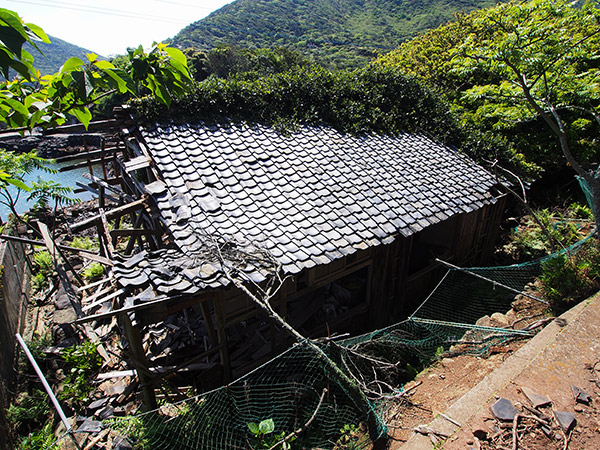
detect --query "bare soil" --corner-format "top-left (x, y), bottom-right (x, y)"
top-left (382, 292), bottom-right (600, 450)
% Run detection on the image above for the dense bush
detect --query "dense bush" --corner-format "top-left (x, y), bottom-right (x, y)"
top-left (501, 204), bottom-right (593, 262)
top-left (539, 239), bottom-right (600, 314)
top-left (132, 65), bottom-right (493, 162)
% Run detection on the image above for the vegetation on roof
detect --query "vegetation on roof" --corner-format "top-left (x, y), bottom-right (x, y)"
top-left (131, 64), bottom-right (517, 170)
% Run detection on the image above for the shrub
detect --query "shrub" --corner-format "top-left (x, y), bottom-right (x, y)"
top-left (59, 341), bottom-right (102, 407)
top-left (569, 202), bottom-right (593, 220)
top-left (70, 237), bottom-right (99, 251)
top-left (502, 207), bottom-right (592, 262)
top-left (539, 240), bottom-right (600, 313)
top-left (16, 422), bottom-right (59, 450)
top-left (7, 390), bottom-right (49, 434)
top-left (31, 250), bottom-right (54, 292)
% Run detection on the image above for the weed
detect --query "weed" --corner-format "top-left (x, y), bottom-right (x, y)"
top-left (15, 421), bottom-right (59, 450)
top-left (247, 418), bottom-right (293, 449)
top-left (82, 263), bottom-right (104, 282)
top-left (502, 206), bottom-right (591, 262)
top-left (31, 250), bottom-right (53, 292)
top-left (334, 423), bottom-right (369, 449)
top-left (569, 202), bottom-right (593, 220)
top-left (70, 237), bottom-right (99, 251)
top-left (105, 416), bottom-right (150, 449)
top-left (7, 389), bottom-right (49, 433)
top-left (59, 340), bottom-right (102, 407)
top-left (434, 345), bottom-right (445, 359)
top-left (27, 333), bottom-right (52, 359)
top-left (539, 240), bottom-right (600, 313)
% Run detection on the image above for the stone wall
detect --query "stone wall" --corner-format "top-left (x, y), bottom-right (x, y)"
top-left (0, 237), bottom-right (30, 450)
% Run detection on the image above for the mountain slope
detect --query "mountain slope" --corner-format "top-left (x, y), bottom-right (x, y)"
top-left (26, 35), bottom-right (98, 76)
top-left (171, 0), bottom-right (500, 69)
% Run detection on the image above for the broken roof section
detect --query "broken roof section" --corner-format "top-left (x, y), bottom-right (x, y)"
top-left (113, 122), bottom-right (500, 295)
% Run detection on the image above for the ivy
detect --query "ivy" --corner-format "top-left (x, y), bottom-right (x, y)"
top-left (132, 64), bottom-right (481, 155)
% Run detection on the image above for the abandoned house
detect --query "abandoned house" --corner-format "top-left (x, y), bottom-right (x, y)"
top-left (63, 119), bottom-right (507, 395)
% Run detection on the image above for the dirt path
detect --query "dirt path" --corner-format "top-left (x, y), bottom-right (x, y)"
top-left (384, 294), bottom-right (600, 450)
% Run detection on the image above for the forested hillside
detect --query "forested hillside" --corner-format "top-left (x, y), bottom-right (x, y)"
top-left (24, 35), bottom-right (97, 76)
top-left (375, 0), bottom-right (599, 179)
top-left (170, 0), bottom-right (501, 69)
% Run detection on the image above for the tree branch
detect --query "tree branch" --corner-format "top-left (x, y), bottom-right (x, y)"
top-left (266, 387), bottom-right (328, 450)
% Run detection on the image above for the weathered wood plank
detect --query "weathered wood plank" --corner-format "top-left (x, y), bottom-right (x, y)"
top-left (123, 155), bottom-right (151, 173)
top-left (54, 147), bottom-right (119, 163)
top-left (38, 222), bottom-right (84, 321)
top-left (70, 197), bottom-right (147, 231)
top-left (98, 208), bottom-right (115, 257)
top-left (0, 234), bottom-right (113, 266)
top-left (109, 228), bottom-right (157, 238)
top-left (82, 288), bottom-right (125, 313)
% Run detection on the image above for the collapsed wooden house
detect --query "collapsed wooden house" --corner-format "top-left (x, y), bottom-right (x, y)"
top-left (36, 116), bottom-right (506, 404)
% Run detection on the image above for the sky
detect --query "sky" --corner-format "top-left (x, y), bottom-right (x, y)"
top-left (1, 0), bottom-right (233, 57)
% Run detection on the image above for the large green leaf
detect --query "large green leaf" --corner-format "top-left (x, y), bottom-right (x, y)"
top-left (247, 422), bottom-right (260, 435)
top-left (59, 56), bottom-right (84, 75)
top-left (259, 419), bottom-right (275, 434)
top-left (70, 106), bottom-right (92, 129)
top-left (71, 70), bottom-right (94, 100)
top-left (0, 24), bottom-right (26, 62)
top-left (1, 97), bottom-right (29, 118)
top-left (24, 22), bottom-right (50, 44)
top-left (4, 177), bottom-right (31, 191)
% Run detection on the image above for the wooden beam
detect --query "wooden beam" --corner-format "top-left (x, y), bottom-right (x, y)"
top-left (199, 301), bottom-right (218, 348)
top-left (213, 292), bottom-right (231, 382)
top-left (123, 155), bottom-right (152, 173)
top-left (120, 313), bottom-right (157, 410)
top-left (77, 276), bottom-right (112, 292)
top-left (42, 119), bottom-right (120, 134)
top-left (59, 157), bottom-right (105, 172)
top-left (110, 228), bottom-right (158, 239)
top-left (38, 222), bottom-right (83, 317)
top-left (124, 211), bottom-right (145, 255)
top-left (83, 288), bottom-right (125, 313)
top-left (85, 173), bottom-right (134, 201)
top-left (73, 291), bottom-right (212, 325)
top-left (75, 181), bottom-right (119, 203)
top-left (70, 197), bottom-right (147, 232)
top-left (98, 208), bottom-right (115, 258)
top-left (54, 147), bottom-right (119, 163)
top-left (0, 234), bottom-right (113, 266)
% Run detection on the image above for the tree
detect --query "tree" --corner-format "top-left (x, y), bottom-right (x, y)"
top-left (0, 8), bottom-right (193, 216)
top-left (0, 8), bottom-right (192, 131)
top-left (447, 0), bottom-right (600, 228)
top-left (377, 0), bottom-right (600, 182)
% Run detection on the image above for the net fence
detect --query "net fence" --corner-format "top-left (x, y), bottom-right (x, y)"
top-left (50, 232), bottom-right (595, 449)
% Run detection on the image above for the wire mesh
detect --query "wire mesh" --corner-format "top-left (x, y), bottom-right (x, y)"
top-left (90, 232), bottom-right (595, 449)
top-left (105, 342), bottom-right (385, 450)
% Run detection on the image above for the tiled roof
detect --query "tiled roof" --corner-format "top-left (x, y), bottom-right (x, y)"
top-left (113, 122), bottom-right (498, 295)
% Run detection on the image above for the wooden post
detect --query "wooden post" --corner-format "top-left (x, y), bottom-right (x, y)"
top-left (278, 279), bottom-right (288, 351)
top-left (120, 313), bottom-right (157, 410)
top-left (98, 185), bottom-right (105, 209)
top-left (98, 209), bottom-right (115, 257)
top-left (199, 300), bottom-right (218, 348)
top-left (101, 138), bottom-right (108, 180)
top-left (38, 222), bottom-right (85, 301)
top-left (213, 291), bottom-right (231, 382)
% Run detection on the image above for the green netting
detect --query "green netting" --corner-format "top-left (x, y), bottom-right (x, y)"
top-left (92, 232), bottom-right (596, 450)
top-left (577, 176), bottom-right (594, 214)
top-left (104, 342), bottom-right (386, 450)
